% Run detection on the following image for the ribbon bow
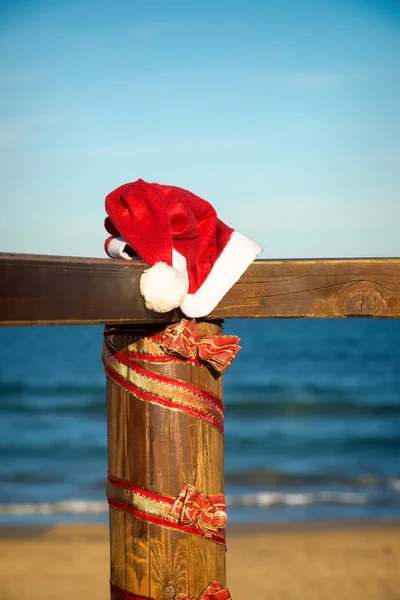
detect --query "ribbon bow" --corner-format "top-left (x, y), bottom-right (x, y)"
top-left (170, 484), bottom-right (227, 538)
top-left (160, 319), bottom-right (240, 373)
top-left (175, 582), bottom-right (231, 600)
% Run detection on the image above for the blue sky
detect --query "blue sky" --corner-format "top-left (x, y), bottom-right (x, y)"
top-left (0, 0), bottom-right (399, 258)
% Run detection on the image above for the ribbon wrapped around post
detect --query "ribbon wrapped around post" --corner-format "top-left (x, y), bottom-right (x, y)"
top-left (105, 320), bottom-right (231, 599)
top-left (110, 581), bottom-right (231, 600)
top-left (175, 581), bottom-right (231, 600)
top-left (170, 483), bottom-right (227, 538)
top-left (161, 319), bottom-right (240, 373)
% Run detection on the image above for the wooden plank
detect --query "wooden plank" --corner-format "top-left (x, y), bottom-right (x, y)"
top-left (1, 252), bottom-right (400, 324)
top-left (214, 257), bottom-right (400, 319)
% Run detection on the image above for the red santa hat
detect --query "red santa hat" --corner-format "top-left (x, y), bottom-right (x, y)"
top-left (104, 179), bottom-right (262, 318)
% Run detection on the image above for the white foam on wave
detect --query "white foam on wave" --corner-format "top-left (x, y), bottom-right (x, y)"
top-left (389, 478), bottom-right (400, 492)
top-left (0, 488), bottom-right (379, 517)
top-left (227, 490), bottom-right (369, 507)
top-left (0, 500), bottom-right (108, 516)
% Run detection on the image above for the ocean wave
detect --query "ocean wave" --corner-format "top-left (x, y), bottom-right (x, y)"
top-left (2, 486), bottom-right (399, 517)
top-left (226, 432), bottom-right (400, 458)
top-left (390, 478), bottom-right (400, 492)
top-left (0, 500), bottom-right (108, 516)
top-left (226, 380), bottom-right (384, 400)
top-left (0, 381), bottom-right (104, 398)
top-left (0, 444), bottom-right (107, 458)
top-left (225, 470), bottom-right (400, 490)
top-left (2, 380), bottom-right (399, 419)
top-left (226, 491), bottom-right (371, 507)
top-left (225, 396), bottom-right (400, 417)
top-left (0, 395), bottom-right (105, 414)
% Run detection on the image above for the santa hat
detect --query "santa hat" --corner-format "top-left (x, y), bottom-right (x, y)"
top-left (104, 179), bottom-right (262, 318)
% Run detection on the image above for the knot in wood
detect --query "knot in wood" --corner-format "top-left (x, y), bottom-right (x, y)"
top-left (163, 583), bottom-right (177, 599)
top-left (335, 281), bottom-right (386, 317)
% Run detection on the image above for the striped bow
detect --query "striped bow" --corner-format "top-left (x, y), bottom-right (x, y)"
top-left (170, 484), bottom-right (227, 538)
top-left (175, 582), bottom-right (231, 600)
top-left (160, 319), bottom-right (240, 373)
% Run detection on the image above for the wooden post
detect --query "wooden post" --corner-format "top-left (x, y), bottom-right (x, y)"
top-left (103, 320), bottom-right (226, 600)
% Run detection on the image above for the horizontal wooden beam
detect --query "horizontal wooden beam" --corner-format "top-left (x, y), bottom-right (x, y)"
top-left (0, 253), bottom-right (399, 325)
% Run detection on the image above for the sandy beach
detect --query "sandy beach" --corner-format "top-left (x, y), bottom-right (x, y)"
top-left (0, 521), bottom-right (399, 599)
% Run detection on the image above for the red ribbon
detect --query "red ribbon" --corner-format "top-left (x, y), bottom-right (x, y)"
top-left (160, 319), bottom-right (240, 373)
top-left (175, 582), bottom-right (231, 600)
top-left (111, 581), bottom-right (230, 600)
top-left (170, 484), bottom-right (226, 538)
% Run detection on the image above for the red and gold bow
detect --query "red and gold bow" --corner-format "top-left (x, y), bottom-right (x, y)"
top-left (170, 484), bottom-right (226, 538)
top-left (160, 319), bottom-right (240, 373)
top-left (175, 581), bottom-right (231, 600)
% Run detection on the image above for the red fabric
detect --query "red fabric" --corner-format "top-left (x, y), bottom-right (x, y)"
top-left (103, 363), bottom-right (224, 434)
top-left (107, 472), bottom-right (174, 505)
top-left (103, 325), bottom-right (225, 433)
top-left (105, 179), bottom-right (233, 293)
top-left (106, 475), bottom-right (226, 545)
top-left (104, 216), bottom-right (121, 237)
top-left (110, 582), bottom-right (231, 600)
top-left (107, 497), bottom-right (225, 544)
top-left (115, 356), bottom-right (222, 407)
top-left (160, 319), bottom-right (240, 373)
top-left (170, 483), bottom-right (226, 539)
top-left (176, 582), bottom-right (231, 600)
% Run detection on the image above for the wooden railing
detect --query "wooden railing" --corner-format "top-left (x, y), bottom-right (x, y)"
top-left (1, 254), bottom-right (400, 324)
top-left (1, 252), bottom-right (399, 600)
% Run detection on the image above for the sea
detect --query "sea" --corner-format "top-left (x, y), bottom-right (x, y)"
top-left (0, 319), bottom-right (399, 525)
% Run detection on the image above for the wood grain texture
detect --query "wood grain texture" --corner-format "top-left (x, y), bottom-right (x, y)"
top-left (213, 258), bottom-right (400, 319)
top-left (1, 253), bottom-right (400, 324)
top-left (106, 322), bottom-right (225, 600)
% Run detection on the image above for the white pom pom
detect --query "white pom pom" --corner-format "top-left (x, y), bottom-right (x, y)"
top-left (140, 262), bottom-right (189, 313)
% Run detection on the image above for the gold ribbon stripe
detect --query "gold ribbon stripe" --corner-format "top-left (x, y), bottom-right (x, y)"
top-left (106, 479), bottom-right (226, 545)
top-left (105, 354), bottom-right (223, 427)
top-left (107, 479), bottom-right (173, 521)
